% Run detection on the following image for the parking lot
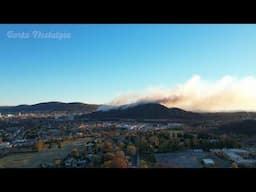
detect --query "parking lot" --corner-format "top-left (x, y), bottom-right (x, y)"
top-left (155, 150), bottom-right (231, 168)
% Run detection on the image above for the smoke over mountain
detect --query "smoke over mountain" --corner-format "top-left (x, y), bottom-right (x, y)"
top-left (98, 75), bottom-right (256, 112)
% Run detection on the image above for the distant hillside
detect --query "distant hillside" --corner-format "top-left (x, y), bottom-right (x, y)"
top-left (86, 103), bottom-right (199, 120)
top-left (0, 102), bottom-right (99, 114)
top-left (216, 119), bottom-right (256, 135)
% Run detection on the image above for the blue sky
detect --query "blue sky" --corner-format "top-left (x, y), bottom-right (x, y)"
top-left (0, 24), bottom-right (256, 105)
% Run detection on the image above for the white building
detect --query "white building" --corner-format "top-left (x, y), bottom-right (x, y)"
top-left (0, 142), bottom-right (12, 149)
top-left (228, 149), bottom-right (249, 157)
top-left (202, 159), bottom-right (215, 167)
top-left (223, 150), bottom-right (243, 162)
top-left (7, 114), bottom-right (14, 118)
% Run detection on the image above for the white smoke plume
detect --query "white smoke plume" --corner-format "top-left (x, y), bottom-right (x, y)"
top-left (97, 75), bottom-right (256, 112)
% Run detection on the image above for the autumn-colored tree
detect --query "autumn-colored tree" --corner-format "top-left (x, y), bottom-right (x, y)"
top-left (117, 141), bottom-right (125, 150)
top-left (71, 148), bottom-right (80, 158)
top-left (127, 144), bottom-right (137, 156)
top-left (231, 162), bottom-right (239, 168)
top-left (35, 139), bottom-right (44, 152)
top-left (102, 160), bottom-right (112, 168)
top-left (111, 157), bottom-right (128, 168)
top-left (115, 150), bottom-right (125, 158)
top-left (139, 160), bottom-right (148, 168)
top-left (54, 159), bottom-right (62, 168)
top-left (102, 141), bottom-right (113, 152)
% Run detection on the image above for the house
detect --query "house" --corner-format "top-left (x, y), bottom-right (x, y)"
top-left (7, 114), bottom-right (14, 118)
top-left (201, 159), bottom-right (215, 167)
top-left (0, 142), bottom-right (12, 149)
top-left (227, 149), bottom-right (250, 158)
top-left (222, 150), bottom-right (243, 162)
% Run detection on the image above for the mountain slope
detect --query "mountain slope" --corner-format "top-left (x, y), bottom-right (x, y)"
top-left (0, 102), bottom-right (99, 114)
top-left (87, 103), bottom-right (199, 120)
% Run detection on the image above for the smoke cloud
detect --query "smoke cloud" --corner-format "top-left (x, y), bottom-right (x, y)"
top-left (98, 75), bottom-right (256, 112)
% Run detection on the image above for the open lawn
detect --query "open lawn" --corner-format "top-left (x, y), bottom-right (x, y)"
top-left (0, 137), bottom-right (92, 168)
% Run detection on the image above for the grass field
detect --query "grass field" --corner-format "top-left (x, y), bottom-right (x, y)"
top-left (0, 137), bottom-right (92, 168)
